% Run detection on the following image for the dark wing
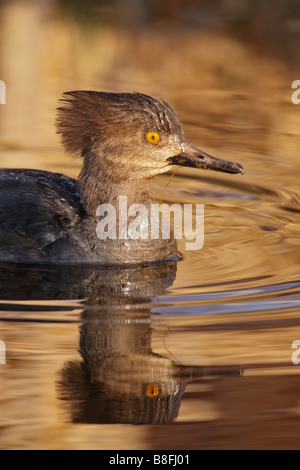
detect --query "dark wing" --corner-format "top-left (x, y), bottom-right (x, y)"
top-left (0, 169), bottom-right (85, 263)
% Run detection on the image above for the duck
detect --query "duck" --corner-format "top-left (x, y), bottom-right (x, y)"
top-left (0, 91), bottom-right (243, 264)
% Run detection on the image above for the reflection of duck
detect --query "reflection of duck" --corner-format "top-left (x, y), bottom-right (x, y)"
top-left (58, 318), bottom-right (241, 424)
top-left (0, 259), bottom-right (176, 301)
top-left (0, 92), bottom-right (243, 264)
top-left (0, 262), bottom-right (241, 425)
top-left (53, 262), bottom-right (241, 425)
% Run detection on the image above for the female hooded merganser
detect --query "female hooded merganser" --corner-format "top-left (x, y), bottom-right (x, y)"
top-left (0, 91), bottom-right (243, 264)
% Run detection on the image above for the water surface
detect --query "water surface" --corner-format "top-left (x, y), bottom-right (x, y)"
top-left (1, 4), bottom-right (300, 449)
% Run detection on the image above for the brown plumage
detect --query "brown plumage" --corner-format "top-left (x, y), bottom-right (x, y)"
top-left (56, 91), bottom-right (183, 158)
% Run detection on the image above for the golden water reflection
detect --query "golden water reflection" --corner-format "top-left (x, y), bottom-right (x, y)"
top-left (1, 0), bottom-right (300, 450)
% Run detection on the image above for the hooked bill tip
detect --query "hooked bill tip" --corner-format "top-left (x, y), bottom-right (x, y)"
top-left (238, 165), bottom-right (245, 175)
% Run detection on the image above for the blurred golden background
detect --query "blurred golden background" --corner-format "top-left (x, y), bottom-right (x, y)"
top-left (0, 0), bottom-right (299, 178)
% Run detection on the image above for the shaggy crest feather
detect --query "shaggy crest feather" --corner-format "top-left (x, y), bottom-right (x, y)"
top-left (56, 91), bottom-right (183, 158)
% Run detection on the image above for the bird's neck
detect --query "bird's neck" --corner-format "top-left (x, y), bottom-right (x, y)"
top-left (78, 155), bottom-right (152, 217)
top-left (76, 153), bottom-right (177, 263)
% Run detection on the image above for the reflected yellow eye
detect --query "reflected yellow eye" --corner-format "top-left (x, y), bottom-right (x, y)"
top-left (146, 383), bottom-right (159, 398)
top-left (146, 132), bottom-right (160, 144)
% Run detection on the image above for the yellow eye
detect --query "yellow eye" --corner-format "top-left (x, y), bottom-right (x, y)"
top-left (146, 383), bottom-right (159, 398)
top-left (146, 132), bottom-right (160, 144)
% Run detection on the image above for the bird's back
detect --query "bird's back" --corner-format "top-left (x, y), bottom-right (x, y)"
top-left (0, 169), bottom-right (85, 263)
